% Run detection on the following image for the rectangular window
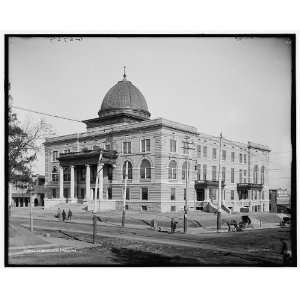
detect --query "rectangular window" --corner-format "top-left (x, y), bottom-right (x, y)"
top-left (262, 191), bottom-right (264, 200)
top-left (239, 153), bottom-right (243, 163)
top-left (63, 188), bottom-right (69, 198)
top-left (141, 138), bottom-right (150, 152)
top-left (203, 146), bottom-right (207, 158)
top-left (170, 139), bottom-right (176, 153)
top-left (171, 187), bottom-right (176, 200)
top-left (222, 150), bottom-right (226, 161)
top-left (141, 187), bottom-right (148, 200)
top-left (222, 167), bottom-right (226, 181)
top-left (105, 144), bottom-right (111, 150)
top-left (183, 141), bottom-right (189, 154)
top-left (244, 170), bottom-right (247, 183)
top-left (212, 148), bottom-right (217, 159)
top-left (123, 141), bottom-right (131, 154)
top-left (52, 188), bottom-right (57, 198)
top-left (197, 145), bottom-right (201, 158)
top-left (142, 205), bottom-right (147, 211)
top-left (107, 187), bottom-right (112, 199)
top-left (244, 154), bottom-right (247, 164)
top-left (212, 166), bottom-right (217, 181)
top-left (52, 151), bottom-right (58, 161)
top-left (171, 206), bottom-right (176, 212)
top-left (231, 168), bottom-right (235, 183)
top-left (126, 187), bottom-right (130, 200)
top-left (239, 169), bottom-right (243, 183)
top-left (197, 164), bottom-right (201, 180)
top-left (231, 190), bottom-right (234, 200)
top-left (209, 188), bottom-right (217, 201)
top-left (203, 164), bottom-right (207, 180)
top-left (231, 152), bottom-right (235, 162)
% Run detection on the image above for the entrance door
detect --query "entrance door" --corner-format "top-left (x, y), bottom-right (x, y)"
top-left (197, 189), bottom-right (205, 201)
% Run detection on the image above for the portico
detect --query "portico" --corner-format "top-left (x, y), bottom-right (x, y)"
top-left (56, 149), bottom-right (118, 210)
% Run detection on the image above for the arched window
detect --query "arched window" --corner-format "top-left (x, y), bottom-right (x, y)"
top-left (253, 165), bottom-right (258, 184)
top-left (182, 161), bottom-right (189, 180)
top-left (123, 161), bottom-right (133, 179)
top-left (168, 160), bottom-right (177, 179)
top-left (52, 167), bottom-right (58, 182)
top-left (261, 166), bottom-right (265, 184)
top-left (140, 159), bottom-right (151, 179)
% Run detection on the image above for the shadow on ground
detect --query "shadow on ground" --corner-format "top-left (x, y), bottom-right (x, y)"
top-left (111, 247), bottom-right (199, 266)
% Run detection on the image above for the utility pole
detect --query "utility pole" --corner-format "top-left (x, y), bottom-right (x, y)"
top-left (182, 136), bottom-right (195, 234)
top-left (29, 185), bottom-right (34, 232)
top-left (121, 160), bottom-right (128, 227)
top-left (217, 132), bottom-right (223, 232)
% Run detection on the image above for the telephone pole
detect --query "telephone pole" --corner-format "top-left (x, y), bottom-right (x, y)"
top-left (121, 160), bottom-right (128, 227)
top-left (217, 132), bottom-right (223, 232)
top-left (182, 136), bottom-right (195, 234)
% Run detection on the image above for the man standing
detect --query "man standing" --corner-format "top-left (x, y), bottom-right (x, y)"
top-left (68, 209), bottom-right (72, 222)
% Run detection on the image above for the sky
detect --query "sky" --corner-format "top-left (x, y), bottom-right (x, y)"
top-left (8, 36), bottom-right (292, 191)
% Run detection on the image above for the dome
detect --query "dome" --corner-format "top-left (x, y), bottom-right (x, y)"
top-left (98, 72), bottom-right (150, 120)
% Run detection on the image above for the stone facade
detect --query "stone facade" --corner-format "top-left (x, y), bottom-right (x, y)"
top-left (44, 118), bottom-right (270, 213)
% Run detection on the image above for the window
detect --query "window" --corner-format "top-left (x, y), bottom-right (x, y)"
top-left (231, 168), bottom-right (235, 183)
top-left (123, 161), bottom-right (133, 179)
top-left (244, 154), bottom-right (247, 164)
top-left (105, 165), bottom-right (113, 181)
top-left (184, 188), bottom-right (186, 201)
top-left (51, 167), bottom-right (58, 182)
top-left (261, 166), bottom-right (265, 184)
top-left (231, 190), bottom-right (234, 200)
top-left (126, 188), bottom-right (130, 200)
top-left (64, 149), bottom-right (70, 154)
top-left (140, 159), bottom-right (151, 179)
top-left (141, 138), bottom-right (150, 152)
top-left (222, 167), bottom-right (226, 181)
top-left (171, 206), bottom-right (176, 212)
top-left (239, 153), bottom-right (243, 163)
top-left (209, 188), bottom-right (217, 201)
top-left (79, 166), bottom-right (85, 181)
top-left (80, 188), bottom-right (85, 199)
top-left (231, 152), bottom-right (235, 162)
top-left (52, 151), bottom-right (58, 161)
top-left (183, 141), bottom-right (189, 154)
top-left (63, 167), bottom-right (71, 182)
top-left (212, 166), bottom-right (217, 181)
top-left (239, 169), bottom-right (243, 183)
top-left (105, 144), bottom-right (111, 150)
top-left (212, 148), bottom-right (217, 159)
top-left (63, 188), bottom-right (69, 198)
top-left (244, 170), bottom-right (247, 182)
top-left (203, 146), bottom-right (207, 158)
top-left (170, 139), bottom-right (176, 153)
top-left (182, 161), bottom-right (188, 180)
top-left (142, 205), bottom-right (148, 211)
top-left (171, 188), bottom-right (176, 200)
top-left (107, 187), bottom-right (112, 200)
top-left (196, 164), bottom-right (201, 180)
top-left (262, 191), bottom-right (264, 200)
top-left (141, 187), bottom-right (148, 200)
top-left (253, 165), bottom-right (258, 184)
top-left (123, 142), bottom-right (131, 154)
top-left (52, 188), bottom-right (57, 198)
top-left (197, 145), bottom-right (201, 158)
top-left (222, 150), bottom-right (226, 161)
top-left (203, 164), bottom-right (207, 180)
top-left (168, 160), bottom-right (177, 180)
top-left (254, 190), bottom-right (257, 200)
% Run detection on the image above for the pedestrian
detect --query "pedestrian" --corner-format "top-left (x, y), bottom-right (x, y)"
top-left (62, 209), bottom-right (66, 222)
top-left (55, 208), bottom-right (61, 221)
top-left (280, 238), bottom-right (292, 265)
top-left (68, 208), bottom-right (72, 222)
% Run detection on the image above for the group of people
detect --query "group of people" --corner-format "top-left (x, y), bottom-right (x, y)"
top-left (55, 208), bottom-right (72, 222)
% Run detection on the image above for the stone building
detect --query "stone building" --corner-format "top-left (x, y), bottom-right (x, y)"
top-left (44, 72), bottom-right (270, 213)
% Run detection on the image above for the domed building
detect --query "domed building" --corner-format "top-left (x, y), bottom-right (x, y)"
top-left (44, 69), bottom-right (271, 214)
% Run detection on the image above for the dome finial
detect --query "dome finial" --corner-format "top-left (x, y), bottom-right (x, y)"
top-left (123, 66), bottom-right (127, 80)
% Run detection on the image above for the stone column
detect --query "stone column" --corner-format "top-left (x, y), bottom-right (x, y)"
top-left (59, 166), bottom-right (64, 199)
top-left (70, 165), bottom-right (75, 200)
top-left (85, 164), bottom-right (90, 201)
top-left (99, 163), bottom-right (104, 204)
top-left (205, 189), bottom-right (209, 201)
